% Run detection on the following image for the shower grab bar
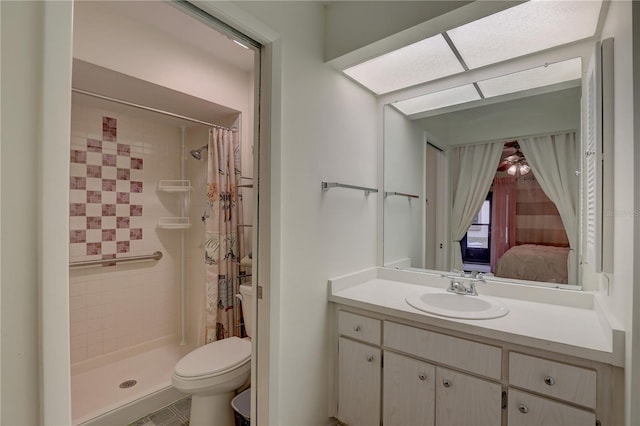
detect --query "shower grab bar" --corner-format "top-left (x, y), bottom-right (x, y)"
top-left (321, 181), bottom-right (378, 195)
top-left (69, 251), bottom-right (163, 269)
top-left (384, 191), bottom-right (419, 199)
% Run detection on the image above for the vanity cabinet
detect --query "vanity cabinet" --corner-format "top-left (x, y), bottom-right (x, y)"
top-left (507, 353), bottom-right (597, 426)
top-left (334, 308), bottom-right (611, 426)
top-left (382, 351), bottom-right (501, 426)
top-left (336, 311), bottom-right (382, 426)
top-left (383, 351), bottom-right (435, 426)
top-left (337, 337), bottom-right (380, 426)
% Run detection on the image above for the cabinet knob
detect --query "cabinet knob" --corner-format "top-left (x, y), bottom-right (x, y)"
top-left (518, 404), bottom-right (529, 414)
top-left (366, 355), bottom-right (374, 362)
top-left (442, 379), bottom-right (451, 388)
top-left (544, 376), bottom-right (555, 386)
top-left (353, 325), bottom-right (361, 332)
top-left (418, 373), bottom-right (427, 381)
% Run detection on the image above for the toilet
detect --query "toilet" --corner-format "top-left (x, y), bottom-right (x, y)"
top-left (172, 284), bottom-right (253, 426)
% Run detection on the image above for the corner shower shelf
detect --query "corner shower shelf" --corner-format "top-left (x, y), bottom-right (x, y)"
top-left (157, 217), bottom-right (191, 229)
top-left (158, 180), bottom-right (192, 192)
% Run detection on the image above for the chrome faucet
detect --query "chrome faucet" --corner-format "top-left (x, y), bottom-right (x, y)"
top-left (446, 270), bottom-right (486, 296)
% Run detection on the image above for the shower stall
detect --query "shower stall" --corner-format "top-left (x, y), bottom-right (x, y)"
top-left (68, 2), bottom-right (257, 423)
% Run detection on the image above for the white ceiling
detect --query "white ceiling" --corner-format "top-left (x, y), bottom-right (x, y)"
top-left (344, 0), bottom-right (604, 116)
top-left (101, 1), bottom-right (255, 72)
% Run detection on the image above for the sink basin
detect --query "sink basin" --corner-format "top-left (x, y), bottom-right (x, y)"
top-left (405, 291), bottom-right (509, 319)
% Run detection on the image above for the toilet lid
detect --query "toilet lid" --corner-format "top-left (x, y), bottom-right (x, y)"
top-left (175, 337), bottom-right (251, 378)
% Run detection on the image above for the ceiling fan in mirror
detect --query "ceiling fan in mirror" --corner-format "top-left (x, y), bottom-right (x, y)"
top-left (498, 141), bottom-right (531, 176)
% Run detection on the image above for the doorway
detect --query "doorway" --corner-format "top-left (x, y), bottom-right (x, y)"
top-left (68, 2), bottom-right (263, 424)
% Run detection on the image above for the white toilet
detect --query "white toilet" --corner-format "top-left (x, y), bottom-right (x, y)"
top-left (172, 284), bottom-right (253, 426)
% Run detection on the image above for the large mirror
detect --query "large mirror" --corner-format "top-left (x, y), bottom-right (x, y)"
top-left (367, 0), bottom-right (610, 289)
top-left (383, 83), bottom-right (582, 287)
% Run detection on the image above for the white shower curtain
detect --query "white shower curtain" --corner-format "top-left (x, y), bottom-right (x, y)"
top-left (518, 132), bottom-right (579, 284)
top-left (450, 142), bottom-right (504, 271)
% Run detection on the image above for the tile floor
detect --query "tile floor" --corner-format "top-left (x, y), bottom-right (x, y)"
top-left (129, 397), bottom-right (191, 426)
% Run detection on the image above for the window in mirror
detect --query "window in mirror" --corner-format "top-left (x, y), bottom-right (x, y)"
top-left (461, 196), bottom-right (492, 271)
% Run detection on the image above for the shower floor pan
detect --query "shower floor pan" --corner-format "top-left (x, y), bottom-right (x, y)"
top-left (72, 342), bottom-right (193, 425)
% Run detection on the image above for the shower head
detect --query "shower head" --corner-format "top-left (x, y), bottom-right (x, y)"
top-left (189, 145), bottom-right (208, 160)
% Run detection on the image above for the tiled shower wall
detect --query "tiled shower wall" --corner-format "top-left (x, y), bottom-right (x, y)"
top-left (69, 100), bottom-right (183, 365)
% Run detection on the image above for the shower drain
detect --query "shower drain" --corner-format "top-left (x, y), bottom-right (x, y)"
top-left (119, 379), bottom-right (137, 389)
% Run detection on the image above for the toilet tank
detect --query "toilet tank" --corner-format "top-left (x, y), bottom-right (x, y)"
top-left (238, 284), bottom-right (253, 338)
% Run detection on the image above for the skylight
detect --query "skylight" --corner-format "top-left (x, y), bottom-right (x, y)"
top-left (393, 85), bottom-right (481, 115)
top-left (343, 34), bottom-right (465, 95)
top-left (477, 58), bottom-right (582, 98)
top-left (447, 0), bottom-right (602, 70)
top-left (342, 0), bottom-right (602, 98)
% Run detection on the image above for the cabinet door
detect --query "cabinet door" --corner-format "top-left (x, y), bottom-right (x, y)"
top-left (508, 389), bottom-right (596, 426)
top-left (383, 351), bottom-right (435, 426)
top-left (436, 367), bottom-right (502, 426)
top-left (338, 337), bottom-right (381, 426)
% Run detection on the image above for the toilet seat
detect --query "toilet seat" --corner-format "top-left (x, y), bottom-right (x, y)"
top-left (174, 337), bottom-right (251, 380)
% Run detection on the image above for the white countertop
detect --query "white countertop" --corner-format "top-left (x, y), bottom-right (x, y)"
top-left (329, 268), bottom-right (624, 367)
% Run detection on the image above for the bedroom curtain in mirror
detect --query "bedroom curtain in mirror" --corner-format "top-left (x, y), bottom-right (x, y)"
top-left (450, 142), bottom-right (503, 270)
top-left (518, 132), bottom-right (579, 284)
top-left (204, 128), bottom-right (245, 344)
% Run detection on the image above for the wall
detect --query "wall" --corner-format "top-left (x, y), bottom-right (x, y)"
top-left (223, 2), bottom-right (380, 424)
top-left (383, 106), bottom-right (424, 267)
top-left (597, 1), bottom-right (636, 423)
top-left (68, 100), bottom-right (182, 364)
top-left (0, 2), bottom-right (43, 424)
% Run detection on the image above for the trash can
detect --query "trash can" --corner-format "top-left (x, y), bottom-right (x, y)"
top-left (231, 388), bottom-right (250, 426)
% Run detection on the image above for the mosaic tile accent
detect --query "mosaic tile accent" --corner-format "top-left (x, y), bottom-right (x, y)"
top-left (87, 242), bottom-right (102, 256)
top-left (102, 179), bottom-right (116, 192)
top-left (117, 143), bottom-right (130, 156)
top-left (103, 154), bottom-right (117, 167)
top-left (102, 204), bottom-right (116, 216)
top-left (87, 165), bottom-right (102, 178)
top-left (117, 168), bottom-right (130, 181)
top-left (70, 203), bottom-right (86, 216)
top-left (131, 158), bottom-right (143, 170)
top-left (117, 241), bottom-right (130, 254)
top-left (87, 217), bottom-right (102, 229)
top-left (70, 177), bottom-right (86, 190)
top-left (69, 116), bottom-right (143, 263)
top-left (70, 230), bottom-right (86, 244)
top-left (102, 229), bottom-right (116, 242)
top-left (117, 192), bottom-right (130, 204)
top-left (87, 139), bottom-right (102, 152)
top-left (103, 117), bottom-right (117, 142)
top-left (117, 216), bottom-right (130, 229)
top-left (131, 181), bottom-right (143, 193)
top-left (71, 150), bottom-right (86, 164)
top-left (87, 191), bottom-right (102, 204)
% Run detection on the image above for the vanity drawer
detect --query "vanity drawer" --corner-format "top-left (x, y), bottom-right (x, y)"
top-left (509, 352), bottom-right (596, 409)
top-left (338, 311), bottom-right (381, 345)
top-left (383, 321), bottom-right (501, 379)
top-left (508, 389), bottom-right (595, 426)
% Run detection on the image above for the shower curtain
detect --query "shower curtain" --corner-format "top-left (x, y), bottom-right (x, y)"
top-left (204, 128), bottom-right (245, 343)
